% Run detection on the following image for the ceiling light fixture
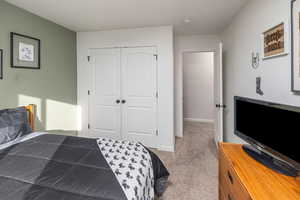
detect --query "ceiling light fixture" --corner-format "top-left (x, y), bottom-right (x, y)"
top-left (184, 19), bottom-right (191, 23)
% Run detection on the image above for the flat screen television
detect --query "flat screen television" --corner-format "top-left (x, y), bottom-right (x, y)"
top-left (234, 96), bottom-right (300, 177)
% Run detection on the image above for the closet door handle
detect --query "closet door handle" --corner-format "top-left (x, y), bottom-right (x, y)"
top-left (121, 100), bottom-right (126, 104)
top-left (116, 100), bottom-right (121, 104)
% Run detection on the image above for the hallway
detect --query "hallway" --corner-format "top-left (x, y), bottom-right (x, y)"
top-left (154, 122), bottom-right (218, 200)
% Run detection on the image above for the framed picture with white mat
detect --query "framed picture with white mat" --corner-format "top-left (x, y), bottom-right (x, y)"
top-left (10, 32), bottom-right (41, 69)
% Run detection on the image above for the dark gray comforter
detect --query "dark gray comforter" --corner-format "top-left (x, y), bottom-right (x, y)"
top-left (0, 134), bottom-right (169, 200)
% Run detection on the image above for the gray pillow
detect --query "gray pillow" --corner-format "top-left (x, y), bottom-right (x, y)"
top-left (0, 107), bottom-right (33, 145)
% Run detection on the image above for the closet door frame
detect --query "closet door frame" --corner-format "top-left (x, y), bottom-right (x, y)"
top-left (87, 46), bottom-right (158, 148)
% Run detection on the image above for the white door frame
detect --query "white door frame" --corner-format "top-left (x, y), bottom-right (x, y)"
top-left (81, 39), bottom-right (175, 152)
top-left (214, 43), bottom-right (224, 145)
top-left (177, 45), bottom-right (223, 142)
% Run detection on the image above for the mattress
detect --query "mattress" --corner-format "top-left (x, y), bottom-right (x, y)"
top-left (0, 133), bottom-right (169, 200)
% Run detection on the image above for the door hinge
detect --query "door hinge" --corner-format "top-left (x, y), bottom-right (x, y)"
top-left (87, 56), bottom-right (91, 62)
top-left (88, 90), bottom-right (90, 95)
top-left (88, 124), bottom-right (90, 129)
top-left (156, 130), bottom-right (158, 136)
top-left (154, 54), bottom-right (158, 60)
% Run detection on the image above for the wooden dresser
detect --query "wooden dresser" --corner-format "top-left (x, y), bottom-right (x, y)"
top-left (219, 143), bottom-right (300, 200)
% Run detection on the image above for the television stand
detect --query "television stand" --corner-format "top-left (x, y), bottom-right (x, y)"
top-left (219, 143), bottom-right (300, 200)
top-left (242, 144), bottom-right (298, 177)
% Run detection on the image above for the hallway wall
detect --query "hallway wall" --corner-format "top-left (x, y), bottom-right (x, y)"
top-left (221, 0), bottom-right (295, 143)
top-left (183, 52), bottom-right (214, 122)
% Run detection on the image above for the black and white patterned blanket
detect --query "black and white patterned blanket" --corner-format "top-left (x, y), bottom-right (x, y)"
top-left (97, 138), bottom-right (155, 200)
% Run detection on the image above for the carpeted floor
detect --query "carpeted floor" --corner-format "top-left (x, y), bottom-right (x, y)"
top-left (153, 121), bottom-right (218, 200)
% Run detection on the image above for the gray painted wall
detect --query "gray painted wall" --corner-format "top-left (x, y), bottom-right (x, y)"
top-left (0, 0), bottom-right (77, 132)
top-left (183, 52), bottom-right (214, 121)
top-left (221, 0), bottom-right (298, 143)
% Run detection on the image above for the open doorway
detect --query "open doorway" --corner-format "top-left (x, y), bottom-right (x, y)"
top-left (182, 51), bottom-right (215, 140)
top-left (176, 42), bottom-right (223, 145)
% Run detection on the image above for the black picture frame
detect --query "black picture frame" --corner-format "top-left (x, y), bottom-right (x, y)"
top-left (291, 0), bottom-right (300, 92)
top-left (10, 32), bottom-right (41, 69)
top-left (0, 49), bottom-right (3, 80)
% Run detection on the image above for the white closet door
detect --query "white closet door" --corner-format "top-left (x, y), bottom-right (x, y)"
top-left (121, 47), bottom-right (158, 148)
top-left (89, 48), bottom-right (122, 140)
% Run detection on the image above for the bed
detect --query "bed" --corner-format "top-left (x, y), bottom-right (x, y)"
top-left (0, 105), bottom-right (169, 200)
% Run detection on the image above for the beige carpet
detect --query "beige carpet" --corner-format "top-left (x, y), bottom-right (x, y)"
top-left (153, 121), bottom-right (218, 200)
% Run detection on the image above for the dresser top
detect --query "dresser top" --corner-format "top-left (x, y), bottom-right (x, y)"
top-left (220, 143), bottom-right (300, 200)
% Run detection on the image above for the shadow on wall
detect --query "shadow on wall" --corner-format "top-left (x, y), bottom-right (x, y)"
top-left (17, 94), bottom-right (79, 136)
top-left (0, 91), bottom-right (78, 136)
top-left (0, 66), bottom-right (78, 136)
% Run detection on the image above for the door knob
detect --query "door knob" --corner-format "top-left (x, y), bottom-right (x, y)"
top-left (121, 100), bottom-right (126, 104)
top-left (116, 100), bottom-right (120, 104)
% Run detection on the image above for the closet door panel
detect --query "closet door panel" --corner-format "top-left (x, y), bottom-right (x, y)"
top-left (126, 108), bottom-right (156, 133)
top-left (125, 53), bottom-right (155, 96)
top-left (89, 48), bottom-right (121, 139)
top-left (121, 47), bottom-right (158, 148)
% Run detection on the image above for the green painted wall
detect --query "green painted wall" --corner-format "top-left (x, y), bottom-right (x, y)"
top-left (0, 0), bottom-right (77, 133)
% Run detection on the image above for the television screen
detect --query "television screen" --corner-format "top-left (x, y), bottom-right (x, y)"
top-left (234, 96), bottom-right (300, 169)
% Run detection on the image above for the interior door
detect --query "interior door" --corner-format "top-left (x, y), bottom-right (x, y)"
top-left (214, 43), bottom-right (224, 145)
top-left (89, 48), bottom-right (122, 140)
top-left (121, 47), bottom-right (158, 148)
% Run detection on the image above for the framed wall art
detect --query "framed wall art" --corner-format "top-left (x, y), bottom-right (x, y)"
top-left (261, 22), bottom-right (289, 60)
top-left (292, 0), bottom-right (300, 92)
top-left (10, 32), bottom-right (40, 69)
top-left (0, 49), bottom-right (3, 79)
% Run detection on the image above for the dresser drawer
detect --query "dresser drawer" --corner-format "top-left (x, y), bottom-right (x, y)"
top-left (219, 184), bottom-right (233, 200)
top-left (219, 185), bottom-right (227, 200)
top-left (219, 150), bottom-right (252, 200)
top-left (220, 172), bottom-right (239, 200)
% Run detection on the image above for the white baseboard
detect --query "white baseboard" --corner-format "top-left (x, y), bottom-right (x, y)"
top-left (184, 118), bottom-right (214, 123)
top-left (158, 145), bottom-right (175, 152)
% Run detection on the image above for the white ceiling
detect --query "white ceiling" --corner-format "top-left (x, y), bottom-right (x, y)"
top-left (6, 0), bottom-right (248, 35)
